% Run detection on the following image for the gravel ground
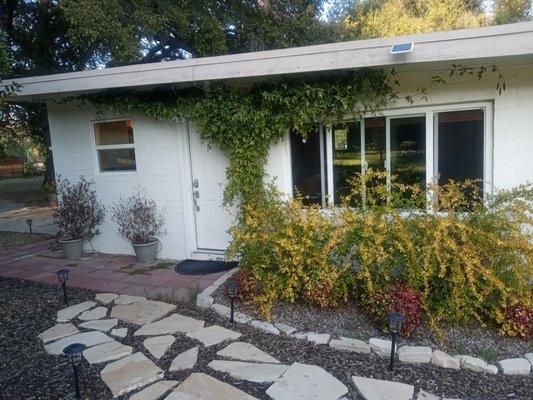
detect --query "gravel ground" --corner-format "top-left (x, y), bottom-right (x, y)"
top-left (0, 231), bottom-right (53, 250)
top-left (213, 287), bottom-right (532, 362)
top-left (0, 277), bottom-right (531, 400)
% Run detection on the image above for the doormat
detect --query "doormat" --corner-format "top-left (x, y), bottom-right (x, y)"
top-left (175, 259), bottom-right (238, 275)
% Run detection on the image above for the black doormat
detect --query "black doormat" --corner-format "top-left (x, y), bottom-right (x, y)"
top-left (175, 259), bottom-right (238, 275)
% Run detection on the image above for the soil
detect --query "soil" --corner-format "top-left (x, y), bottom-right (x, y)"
top-left (0, 231), bottom-right (53, 250)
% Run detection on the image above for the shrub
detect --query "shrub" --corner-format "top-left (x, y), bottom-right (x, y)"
top-left (111, 190), bottom-right (166, 244)
top-left (54, 176), bottom-right (105, 241)
top-left (224, 270), bottom-right (256, 302)
top-left (500, 303), bottom-right (533, 339)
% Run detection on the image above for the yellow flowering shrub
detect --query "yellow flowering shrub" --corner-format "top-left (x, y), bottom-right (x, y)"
top-left (227, 173), bottom-right (533, 336)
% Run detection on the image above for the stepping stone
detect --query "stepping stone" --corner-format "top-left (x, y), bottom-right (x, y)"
top-left (266, 362), bottom-right (348, 400)
top-left (307, 333), bottom-right (330, 345)
top-left (111, 300), bottom-right (177, 325)
top-left (57, 301), bottom-right (96, 322)
top-left (186, 325), bottom-right (241, 347)
top-left (397, 346), bottom-right (432, 363)
top-left (369, 338), bottom-right (394, 357)
top-left (498, 358), bottom-right (531, 375)
top-left (274, 322), bottom-right (297, 335)
top-left (114, 294), bottom-right (148, 305)
top-left (100, 352), bottom-right (164, 397)
top-left (38, 323), bottom-right (79, 343)
top-left (208, 360), bottom-right (289, 383)
top-left (143, 335), bottom-right (175, 359)
top-left (250, 320), bottom-right (280, 335)
top-left (455, 355), bottom-right (498, 374)
top-left (134, 313), bottom-right (205, 337)
top-left (352, 376), bottom-right (414, 400)
top-left (78, 306), bottom-right (108, 321)
top-left (217, 342), bottom-right (280, 363)
top-left (130, 380), bottom-right (179, 400)
top-left (329, 337), bottom-right (371, 354)
top-left (79, 318), bottom-right (118, 332)
top-left (96, 293), bottom-right (119, 304)
top-left (164, 372), bottom-right (258, 400)
top-left (431, 350), bottom-right (460, 370)
top-left (169, 347), bottom-right (199, 372)
top-left (417, 389), bottom-right (440, 400)
top-left (525, 353), bottom-right (533, 366)
top-left (44, 331), bottom-right (113, 355)
top-left (83, 341), bottom-right (133, 364)
top-left (111, 328), bottom-right (128, 338)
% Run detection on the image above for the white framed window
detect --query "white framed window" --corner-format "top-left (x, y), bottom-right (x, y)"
top-left (290, 102), bottom-right (493, 206)
top-left (93, 119), bottom-right (137, 172)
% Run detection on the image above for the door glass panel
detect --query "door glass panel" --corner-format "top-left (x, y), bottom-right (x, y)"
top-left (333, 122), bottom-right (361, 205)
top-left (390, 116), bottom-right (426, 187)
top-left (95, 120), bottom-right (134, 145)
top-left (290, 131), bottom-right (322, 206)
top-left (364, 117), bottom-right (386, 172)
top-left (98, 148), bottom-right (136, 171)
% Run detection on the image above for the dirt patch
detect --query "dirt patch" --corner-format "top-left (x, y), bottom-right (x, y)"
top-left (0, 231), bottom-right (53, 250)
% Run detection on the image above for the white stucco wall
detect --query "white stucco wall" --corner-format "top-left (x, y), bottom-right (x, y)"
top-left (47, 62), bottom-right (533, 258)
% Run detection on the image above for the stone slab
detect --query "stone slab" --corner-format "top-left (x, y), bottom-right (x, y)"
top-left (431, 350), bottom-right (460, 370)
top-left (96, 293), bottom-right (119, 304)
top-left (186, 325), bottom-right (241, 347)
top-left (134, 313), bottom-right (205, 336)
top-left (169, 347), bottom-right (199, 372)
top-left (233, 312), bottom-right (253, 324)
top-left (130, 380), bottom-right (179, 400)
top-left (111, 328), bottom-right (128, 338)
top-left (111, 301), bottom-right (177, 325)
top-left (143, 335), bottom-right (175, 359)
top-left (196, 293), bottom-right (214, 309)
top-left (525, 353), bottom-right (533, 366)
top-left (397, 346), bottom-right (432, 363)
top-left (352, 376), bottom-right (414, 400)
top-left (164, 372), bottom-right (258, 400)
top-left (57, 301), bottom-right (96, 322)
top-left (78, 306), bottom-right (108, 321)
top-left (211, 303), bottom-right (230, 317)
top-left (114, 294), bottom-right (148, 305)
top-left (498, 358), bottom-right (531, 375)
top-left (329, 338), bottom-right (371, 354)
top-left (250, 320), bottom-right (280, 335)
top-left (274, 322), bottom-right (297, 335)
top-left (217, 342), bottom-right (280, 363)
top-left (100, 352), bottom-right (164, 397)
top-left (455, 355), bottom-right (498, 374)
top-left (83, 340), bottom-right (133, 364)
top-left (38, 323), bottom-right (79, 343)
top-left (417, 389), bottom-right (440, 400)
top-left (307, 333), bottom-right (330, 345)
top-left (369, 338), bottom-right (394, 357)
top-left (208, 360), bottom-right (289, 383)
top-left (44, 331), bottom-right (113, 355)
top-left (266, 362), bottom-right (348, 400)
top-left (79, 318), bottom-right (118, 332)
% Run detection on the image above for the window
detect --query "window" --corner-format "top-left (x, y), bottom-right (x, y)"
top-left (94, 120), bottom-right (136, 172)
top-left (290, 103), bottom-right (490, 207)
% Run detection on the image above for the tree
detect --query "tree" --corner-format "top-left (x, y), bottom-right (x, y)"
top-left (493, 0), bottom-right (532, 24)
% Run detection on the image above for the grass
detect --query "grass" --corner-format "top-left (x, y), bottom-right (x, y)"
top-left (187, 283), bottom-right (202, 303)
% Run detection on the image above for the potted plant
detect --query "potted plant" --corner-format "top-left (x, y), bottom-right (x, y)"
top-left (54, 176), bottom-right (105, 259)
top-left (112, 190), bottom-right (166, 263)
top-left (41, 180), bottom-right (58, 206)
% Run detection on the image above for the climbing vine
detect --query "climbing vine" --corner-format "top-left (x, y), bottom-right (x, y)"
top-left (82, 65), bottom-right (503, 205)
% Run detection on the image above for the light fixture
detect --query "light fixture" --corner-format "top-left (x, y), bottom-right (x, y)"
top-left (57, 268), bottom-right (70, 305)
top-left (226, 281), bottom-right (238, 323)
top-left (387, 312), bottom-right (405, 371)
top-left (26, 219), bottom-right (33, 233)
top-left (63, 342), bottom-right (87, 400)
top-left (390, 42), bottom-right (414, 54)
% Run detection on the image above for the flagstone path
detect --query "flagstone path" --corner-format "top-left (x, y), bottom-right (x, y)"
top-left (38, 293), bottom-right (459, 400)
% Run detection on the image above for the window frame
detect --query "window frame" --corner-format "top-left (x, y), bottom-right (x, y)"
top-left (92, 118), bottom-right (137, 174)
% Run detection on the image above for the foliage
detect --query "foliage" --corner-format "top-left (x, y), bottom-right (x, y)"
top-left (500, 303), bottom-right (533, 339)
top-left (111, 190), bottom-right (166, 244)
top-left (54, 176), bottom-right (105, 241)
top-left (493, 0), bottom-right (532, 24)
top-left (225, 270), bottom-right (257, 302)
top-left (228, 171), bottom-right (533, 336)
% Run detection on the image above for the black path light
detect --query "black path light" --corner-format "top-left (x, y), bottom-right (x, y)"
top-left (63, 343), bottom-right (87, 400)
top-left (387, 312), bottom-right (405, 371)
top-left (57, 268), bottom-right (70, 305)
top-left (26, 218), bottom-right (33, 233)
top-left (226, 281), bottom-right (238, 323)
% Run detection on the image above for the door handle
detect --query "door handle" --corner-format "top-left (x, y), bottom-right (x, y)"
top-left (193, 190), bottom-right (200, 211)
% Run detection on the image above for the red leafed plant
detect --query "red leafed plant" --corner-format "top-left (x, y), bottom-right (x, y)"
top-left (501, 303), bottom-right (533, 339)
top-left (224, 270), bottom-right (256, 302)
top-left (389, 284), bottom-right (422, 336)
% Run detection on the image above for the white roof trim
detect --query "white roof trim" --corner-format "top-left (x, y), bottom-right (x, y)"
top-left (4, 21), bottom-right (533, 99)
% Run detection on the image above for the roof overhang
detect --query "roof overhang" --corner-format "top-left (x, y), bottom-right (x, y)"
top-left (3, 21), bottom-right (533, 100)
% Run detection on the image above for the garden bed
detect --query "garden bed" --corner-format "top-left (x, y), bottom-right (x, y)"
top-left (0, 230), bottom-right (53, 250)
top-left (212, 285), bottom-right (532, 362)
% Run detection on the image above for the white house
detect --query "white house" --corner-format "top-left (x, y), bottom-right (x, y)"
top-left (4, 22), bottom-right (533, 260)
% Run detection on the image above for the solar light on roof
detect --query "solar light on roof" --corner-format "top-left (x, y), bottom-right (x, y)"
top-left (390, 43), bottom-right (414, 54)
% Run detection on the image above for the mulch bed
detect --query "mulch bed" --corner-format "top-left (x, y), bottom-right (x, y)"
top-left (0, 277), bottom-right (531, 400)
top-left (0, 231), bottom-right (53, 250)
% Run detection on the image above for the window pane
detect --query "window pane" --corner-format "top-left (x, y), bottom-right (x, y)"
top-left (333, 122), bottom-right (361, 205)
top-left (98, 149), bottom-right (136, 171)
top-left (438, 110), bottom-right (483, 185)
top-left (390, 116), bottom-right (426, 186)
top-left (364, 117), bottom-right (386, 171)
top-left (95, 120), bottom-right (134, 145)
top-left (290, 131), bottom-right (323, 206)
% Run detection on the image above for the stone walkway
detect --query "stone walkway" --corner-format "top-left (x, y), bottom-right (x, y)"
top-left (0, 239), bottom-right (227, 300)
top-left (39, 293), bottom-right (458, 400)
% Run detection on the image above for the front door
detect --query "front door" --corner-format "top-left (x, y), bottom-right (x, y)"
top-left (188, 125), bottom-right (233, 251)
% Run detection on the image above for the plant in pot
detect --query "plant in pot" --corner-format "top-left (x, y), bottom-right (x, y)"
top-left (112, 190), bottom-right (166, 263)
top-left (54, 176), bottom-right (105, 259)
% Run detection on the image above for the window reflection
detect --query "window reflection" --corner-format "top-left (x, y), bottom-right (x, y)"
top-left (390, 116), bottom-right (426, 187)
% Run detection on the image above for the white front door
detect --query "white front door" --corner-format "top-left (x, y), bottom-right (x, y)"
top-left (188, 124), bottom-right (233, 251)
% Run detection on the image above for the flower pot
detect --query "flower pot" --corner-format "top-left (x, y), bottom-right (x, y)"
top-left (132, 240), bottom-right (161, 263)
top-left (59, 238), bottom-right (84, 259)
top-left (47, 193), bottom-right (58, 206)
